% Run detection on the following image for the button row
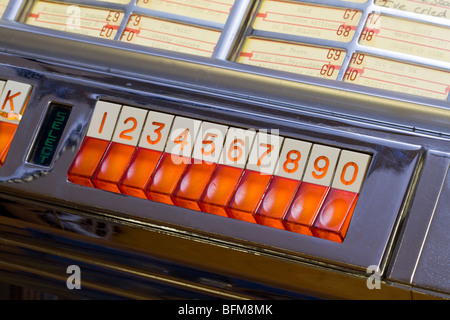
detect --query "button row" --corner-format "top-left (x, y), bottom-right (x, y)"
top-left (0, 80), bottom-right (32, 166)
top-left (67, 101), bottom-right (371, 242)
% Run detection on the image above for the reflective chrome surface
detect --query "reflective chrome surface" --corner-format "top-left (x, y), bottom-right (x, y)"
top-left (0, 0), bottom-right (449, 299)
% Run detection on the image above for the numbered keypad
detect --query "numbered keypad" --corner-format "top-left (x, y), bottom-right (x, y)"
top-left (67, 101), bottom-right (371, 243)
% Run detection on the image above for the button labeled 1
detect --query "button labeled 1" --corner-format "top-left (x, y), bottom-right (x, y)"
top-left (67, 101), bottom-right (121, 187)
top-left (92, 106), bottom-right (148, 193)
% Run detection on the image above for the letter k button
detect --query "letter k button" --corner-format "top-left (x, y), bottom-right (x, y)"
top-left (0, 81), bottom-right (32, 115)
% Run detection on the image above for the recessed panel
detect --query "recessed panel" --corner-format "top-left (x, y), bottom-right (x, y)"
top-left (120, 15), bottom-right (221, 57)
top-left (343, 53), bottom-right (450, 101)
top-left (374, 0), bottom-right (449, 19)
top-left (253, 0), bottom-right (362, 42)
top-left (238, 38), bottom-right (346, 80)
top-left (0, 0), bottom-right (9, 17)
top-left (25, 1), bottom-right (124, 39)
top-left (359, 13), bottom-right (450, 64)
top-left (67, 101), bottom-right (373, 243)
top-left (136, 0), bottom-right (236, 24)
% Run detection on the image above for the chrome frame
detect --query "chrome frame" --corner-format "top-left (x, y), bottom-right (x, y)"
top-left (0, 0), bottom-right (449, 299)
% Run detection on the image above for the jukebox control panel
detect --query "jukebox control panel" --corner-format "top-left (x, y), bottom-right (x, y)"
top-left (0, 0), bottom-right (449, 299)
top-left (67, 100), bottom-right (371, 243)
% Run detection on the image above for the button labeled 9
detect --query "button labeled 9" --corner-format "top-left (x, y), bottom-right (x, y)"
top-left (302, 144), bottom-right (341, 187)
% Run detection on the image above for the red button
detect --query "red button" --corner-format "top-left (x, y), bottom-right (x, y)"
top-left (119, 147), bottom-right (163, 199)
top-left (226, 170), bottom-right (272, 224)
top-left (199, 164), bottom-right (243, 217)
top-left (146, 153), bottom-right (189, 205)
top-left (0, 121), bottom-right (17, 166)
top-left (312, 188), bottom-right (358, 243)
top-left (283, 182), bottom-right (329, 235)
top-left (254, 176), bottom-right (300, 230)
top-left (92, 142), bottom-right (136, 193)
top-left (67, 136), bottom-right (109, 188)
top-left (172, 160), bottom-right (217, 211)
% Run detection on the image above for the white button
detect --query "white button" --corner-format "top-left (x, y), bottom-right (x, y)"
top-left (138, 111), bottom-right (174, 151)
top-left (246, 131), bottom-right (283, 175)
top-left (0, 81), bottom-right (5, 96)
top-left (165, 116), bottom-right (202, 157)
top-left (332, 150), bottom-right (371, 193)
top-left (0, 80), bottom-right (32, 115)
top-left (218, 127), bottom-right (256, 168)
top-left (112, 106), bottom-right (148, 146)
top-left (86, 101), bottom-right (122, 141)
top-left (192, 121), bottom-right (228, 163)
top-left (273, 138), bottom-right (312, 180)
top-left (302, 144), bottom-right (341, 187)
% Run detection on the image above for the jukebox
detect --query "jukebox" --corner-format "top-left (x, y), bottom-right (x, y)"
top-left (0, 0), bottom-right (449, 300)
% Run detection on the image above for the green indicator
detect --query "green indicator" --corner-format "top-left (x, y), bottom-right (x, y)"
top-left (29, 103), bottom-right (71, 166)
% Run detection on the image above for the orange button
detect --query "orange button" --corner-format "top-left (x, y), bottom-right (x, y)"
top-left (199, 164), bottom-right (243, 217)
top-left (92, 142), bottom-right (136, 193)
top-left (172, 161), bottom-right (217, 211)
top-left (254, 176), bottom-right (300, 230)
top-left (119, 147), bottom-right (163, 199)
top-left (146, 153), bottom-right (189, 205)
top-left (283, 182), bottom-right (329, 235)
top-left (0, 121), bottom-right (17, 166)
top-left (226, 170), bottom-right (272, 224)
top-left (67, 137), bottom-right (109, 188)
top-left (312, 188), bottom-right (358, 243)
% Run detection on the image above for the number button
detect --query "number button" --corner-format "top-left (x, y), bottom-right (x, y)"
top-left (165, 116), bottom-right (202, 158)
top-left (246, 132), bottom-right (283, 175)
top-left (226, 132), bottom-right (283, 222)
top-left (87, 101), bottom-right (122, 140)
top-left (68, 101), bottom-right (121, 188)
top-left (192, 122), bottom-right (228, 163)
top-left (93, 106), bottom-right (147, 193)
top-left (274, 138), bottom-right (312, 180)
top-left (146, 116), bottom-right (201, 204)
top-left (331, 150), bottom-right (371, 193)
top-left (172, 122), bottom-right (228, 211)
top-left (120, 111), bottom-right (174, 199)
top-left (219, 127), bottom-right (256, 168)
top-left (112, 106), bottom-right (147, 146)
top-left (138, 111), bottom-right (174, 151)
top-left (302, 144), bottom-right (341, 187)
